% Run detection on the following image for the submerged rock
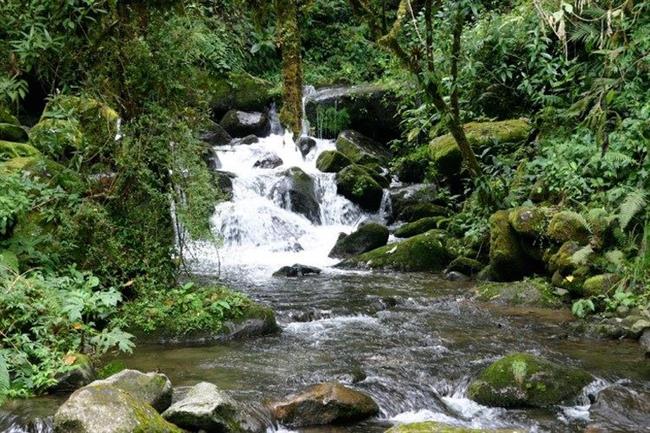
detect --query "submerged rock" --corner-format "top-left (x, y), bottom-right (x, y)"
top-left (335, 165), bottom-right (384, 212)
top-left (269, 382), bottom-right (378, 427)
top-left (474, 279), bottom-right (564, 308)
top-left (272, 167), bottom-right (320, 223)
top-left (253, 153), bottom-right (283, 169)
top-left (316, 150), bottom-right (352, 173)
top-left (468, 353), bottom-right (592, 408)
top-left (54, 383), bottom-right (181, 433)
top-left (273, 264), bottom-right (322, 277)
top-left (163, 382), bottom-right (264, 433)
top-left (385, 421), bottom-right (523, 433)
top-left (587, 385), bottom-right (650, 433)
top-left (296, 136), bottom-right (317, 157)
top-left (337, 229), bottom-right (453, 272)
top-left (220, 110), bottom-right (271, 138)
top-left (93, 369), bottom-right (173, 412)
top-left (329, 223), bottom-right (389, 259)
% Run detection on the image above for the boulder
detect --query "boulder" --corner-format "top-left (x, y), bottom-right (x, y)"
top-left (210, 72), bottom-right (275, 118)
top-left (328, 223), bottom-right (389, 259)
top-left (304, 84), bottom-right (400, 141)
top-left (296, 136), bottom-right (317, 157)
top-left (93, 369), bottom-right (172, 412)
top-left (335, 165), bottom-right (384, 212)
top-left (389, 184), bottom-right (439, 221)
top-left (0, 106), bottom-right (19, 125)
top-left (385, 421), bottom-right (523, 433)
top-left (582, 273), bottom-right (620, 297)
top-left (269, 382), bottom-right (379, 427)
top-left (587, 385), bottom-right (650, 433)
top-left (51, 353), bottom-right (96, 393)
top-left (272, 167), bottom-right (320, 223)
top-left (428, 119), bottom-right (531, 178)
top-left (393, 147), bottom-right (430, 184)
top-left (220, 110), bottom-right (271, 138)
top-left (337, 230), bottom-right (452, 272)
top-left (396, 203), bottom-right (448, 223)
top-left (201, 142), bottom-right (220, 171)
top-left (474, 279), bottom-right (564, 308)
top-left (54, 383), bottom-right (182, 433)
top-left (446, 256), bottom-right (483, 277)
top-left (273, 264), bottom-right (322, 277)
top-left (162, 382), bottom-right (264, 433)
top-left (0, 123), bottom-right (28, 142)
top-left (336, 130), bottom-right (391, 166)
top-left (213, 170), bottom-right (236, 201)
top-left (488, 210), bottom-right (527, 281)
top-left (547, 211), bottom-right (591, 244)
top-left (238, 134), bottom-right (259, 145)
top-left (316, 150), bottom-right (352, 173)
top-left (508, 206), bottom-right (552, 238)
top-left (29, 118), bottom-right (85, 159)
top-left (253, 153), bottom-right (283, 169)
top-left (394, 217), bottom-right (443, 238)
top-left (640, 328), bottom-right (650, 357)
top-left (468, 353), bottom-right (591, 408)
top-left (200, 124), bottom-right (232, 146)
top-left (0, 140), bottom-right (40, 161)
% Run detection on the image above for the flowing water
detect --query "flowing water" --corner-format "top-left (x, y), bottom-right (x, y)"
top-left (2, 127), bottom-right (649, 433)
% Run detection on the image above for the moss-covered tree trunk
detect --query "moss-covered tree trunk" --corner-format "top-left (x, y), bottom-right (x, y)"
top-left (275, 0), bottom-right (303, 137)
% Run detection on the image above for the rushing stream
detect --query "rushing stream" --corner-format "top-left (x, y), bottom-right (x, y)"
top-left (2, 126), bottom-right (649, 433)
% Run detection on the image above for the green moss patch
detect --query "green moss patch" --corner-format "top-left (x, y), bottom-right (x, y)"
top-left (386, 421), bottom-right (524, 433)
top-left (476, 278), bottom-right (564, 308)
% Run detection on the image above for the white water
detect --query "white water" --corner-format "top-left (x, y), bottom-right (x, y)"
top-left (186, 128), bottom-right (383, 280)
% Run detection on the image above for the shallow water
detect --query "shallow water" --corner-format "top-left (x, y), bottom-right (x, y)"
top-left (3, 131), bottom-right (649, 433)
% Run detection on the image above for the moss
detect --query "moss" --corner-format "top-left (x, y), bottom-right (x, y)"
top-left (488, 210), bottom-right (527, 281)
top-left (468, 353), bottom-right (592, 408)
top-left (0, 140), bottom-right (40, 161)
top-left (316, 150), bottom-right (353, 173)
top-left (547, 211), bottom-right (591, 244)
top-left (428, 119), bottom-right (532, 177)
top-left (547, 241), bottom-right (585, 273)
top-left (393, 146), bottom-right (431, 183)
top-left (394, 217), bottom-right (443, 238)
top-left (446, 256), bottom-right (484, 276)
top-left (209, 72), bottom-right (275, 115)
top-left (476, 278), bottom-right (564, 308)
top-left (386, 421), bottom-right (524, 433)
top-left (0, 106), bottom-right (20, 126)
top-left (338, 229), bottom-right (452, 272)
top-left (582, 273), bottom-right (620, 297)
top-left (335, 164), bottom-right (384, 212)
top-left (97, 360), bottom-right (127, 379)
top-left (29, 118), bottom-right (85, 159)
top-left (1, 156), bottom-right (84, 192)
top-left (329, 223), bottom-right (389, 258)
top-left (397, 203), bottom-right (449, 223)
top-left (336, 130), bottom-right (390, 166)
top-left (508, 206), bottom-right (553, 238)
top-left (0, 123), bottom-right (28, 142)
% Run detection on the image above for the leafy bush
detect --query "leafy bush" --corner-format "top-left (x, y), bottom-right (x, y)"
top-left (0, 267), bottom-right (133, 398)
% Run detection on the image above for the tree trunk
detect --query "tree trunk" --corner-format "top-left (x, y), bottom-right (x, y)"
top-left (276, 0), bottom-right (303, 138)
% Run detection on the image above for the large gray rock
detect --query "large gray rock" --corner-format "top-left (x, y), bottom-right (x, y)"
top-left (335, 130), bottom-right (391, 166)
top-left (220, 110), bottom-right (270, 138)
top-left (296, 136), bottom-right (317, 157)
top-left (269, 382), bottom-right (379, 427)
top-left (328, 223), bottom-right (389, 259)
top-left (253, 152), bottom-right (283, 169)
top-left (587, 385), bottom-right (650, 433)
top-left (54, 383), bottom-right (182, 433)
top-left (162, 382), bottom-right (264, 433)
top-left (272, 167), bottom-right (321, 223)
top-left (93, 369), bottom-right (172, 412)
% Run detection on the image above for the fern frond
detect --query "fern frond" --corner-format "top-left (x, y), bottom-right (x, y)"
top-left (619, 189), bottom-right (647, 229)
top-left (571, 245), bottom-right (594, 266)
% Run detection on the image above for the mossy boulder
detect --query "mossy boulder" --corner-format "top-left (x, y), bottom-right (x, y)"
top-left (394, 217), bottom-right (443, 238)
top-left (547, 211), bottom-right (591, 244)
top-left (508, 206), bottom-right (553, 238)
top-left (210, 72), bottom-right (275, 118)
top-left (428, 119), bottom-right (531, 177)
top-left (547, 241), bottom-right (586, 274)
top-left (468, 353), bottom-right (592, 408)
top-left (94, 369), bottom-right (172, 412)
top-left (392, 146), bottom-right (430, 183)
top-left (269, 382), bottom-right (379, 427)
top-left (0, 140), bottom-right (40, 161)
top-left (446, 256), bottom-right (484, 277)
top-left (582, 273), bottom-right (620, 297)
top-left (337, 229), bottom-right (453, 272)
top-left (329, 223), bottom-right (389, 259)
top-left (0, 123), bottom-right (28, 142)
top-left (0, 155), bottom-right (84, 192)
top-left (163, 382), bottom-right (263, 433)
top-left (389, 184), bottom-right (439, 222)
top-left (336, 130), bottom-right (391, 166)
top-left (488, 210), bottom-right (527, 281)
top-left (385, 421), bottom-right (523, 433)
top-left (475, 279), bottom-right (564, 308)
top-left (54, 383), bottom-right (182, 433)
top-left (220, 110), bottom-right (271, 138)
top-left (29, 118), bottom-right (85, 159)
top-left (335, 164), bottom-right (384, 212)
top-left (0, 106), bottom-right (19, 126)
top-left (272, 167), bottom-right (320, 223)
top-left (316, 150), bottom-right (352, 173)
top-left (396, 203), bottom-right (449, 223)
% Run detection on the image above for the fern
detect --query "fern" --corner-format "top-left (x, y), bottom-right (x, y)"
top-left (0, 353), bottom-right (9, 403)
top-left (619, 189), bottom-right (647, 229)
top-left (571, 245), bottom-right (594, 266)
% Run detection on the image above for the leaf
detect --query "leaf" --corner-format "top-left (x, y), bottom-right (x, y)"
top-left (0, 353), bottom-right (9, 394)
top-left (619, 189), bottom-right (647, 230)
